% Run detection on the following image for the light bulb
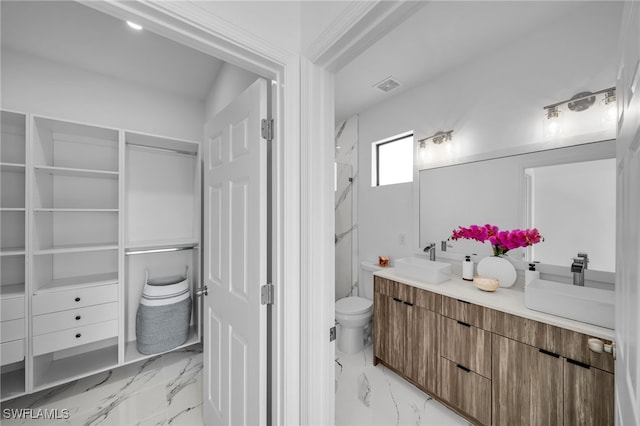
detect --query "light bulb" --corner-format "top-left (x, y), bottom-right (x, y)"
top-left (543, 107), bottom-right (563, 139)
top-left (600, 91), bottom-right (617, 125)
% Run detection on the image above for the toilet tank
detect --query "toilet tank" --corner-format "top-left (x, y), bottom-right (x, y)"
top-left (360, 261), bottom-right (383, 300)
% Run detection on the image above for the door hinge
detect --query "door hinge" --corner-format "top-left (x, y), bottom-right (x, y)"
top-left (261, 118), bottom-right (274, 142)
top-left (261, 283), bottom-right (274, 305)
top-left (330, 326), bottom-right (336, 342)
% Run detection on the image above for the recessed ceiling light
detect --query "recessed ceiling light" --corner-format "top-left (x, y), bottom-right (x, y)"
top-left (126, 21), bottom-right (143, 31)
top-left (373, 76), bottom-right (401, 93)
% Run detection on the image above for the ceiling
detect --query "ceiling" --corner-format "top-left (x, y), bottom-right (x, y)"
top-left (1, 1), bottom-right (224, 102)
top-left (2, 1), bottom-right (595, 119)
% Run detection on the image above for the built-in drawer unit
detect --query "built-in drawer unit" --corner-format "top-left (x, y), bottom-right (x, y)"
top-left (1, 296), bottom-right (25, 321)
top-left (440, 316), bottom-right (491, 379)
top-left (32, 319), bottom-right (118, 356)
top-left (0, 339), bottom-right (25, 366)
top-left (32, 283), bottom-right (118, 316)
top-left (1, 318), bottom-right (25, 343)
top-left (32, 302), bottom-right (118, 336)
top-left (440, 357), bottom-right (491, 425)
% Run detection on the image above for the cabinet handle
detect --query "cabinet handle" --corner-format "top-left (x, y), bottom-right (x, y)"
top-left (393, 298), bottom-right (402, 303)
top-left (456, 364), bottom-right (471, 373)
top-left (75, 333), bottom-right (82, 339)
top-left (538, 348), bottom-right (560, 358)
top-left (75, 297), bottom-right (81, 302)
top-left (457, 320), bottom-right (471, 327)
top-left (403, 301), bottom-right (414, 306)
top-left (567, 358), bottom-right (591, 369)
top-left (75, 315), bottom-right (81, 320)
top-left (456, 299), bottom-right (471, 305)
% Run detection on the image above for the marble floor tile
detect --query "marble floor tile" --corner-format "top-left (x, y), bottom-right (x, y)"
top-left (335, 345), bottom-right (471, 426)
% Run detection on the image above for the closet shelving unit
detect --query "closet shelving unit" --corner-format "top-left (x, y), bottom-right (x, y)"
top-left (122, 131), bottom-right (201, 365)
top-left (1, 111), bottom-right (28, 399)
top-left (0, 111), bottom-right (202, 401)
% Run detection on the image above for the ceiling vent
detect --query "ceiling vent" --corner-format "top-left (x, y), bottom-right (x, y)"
top-left (373, 76), bottom-right (401, 93)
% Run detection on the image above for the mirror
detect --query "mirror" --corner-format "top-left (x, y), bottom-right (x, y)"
top-left (419, 140), bottom-right (616, 272)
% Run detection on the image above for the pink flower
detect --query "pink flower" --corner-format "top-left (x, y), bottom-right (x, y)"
top-left (449, 224), bottom-right (544, 255)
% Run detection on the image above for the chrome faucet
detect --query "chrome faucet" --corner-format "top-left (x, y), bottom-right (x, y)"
top-left (423, 243), bottom-right (436, 261)
top-left (571, 252), bottom-right (589, 286)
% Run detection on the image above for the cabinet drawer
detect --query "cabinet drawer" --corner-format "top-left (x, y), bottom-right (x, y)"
top-left (414, 287), bottom-right (441, 312)
top-left (0, 339), bottom-right (25, 366)
top-left (1, 318), bottom-right (25, 342)
top-left (33, 302), bottom-right (118, 336)
top-left (490, 309), bottom-right (561, 355)
top-left (441, 296), bottom-right (490, 329)
top-left (1, 296), bottom-right (25, 321)
top-left (561, 328), bottom-right (615, 373)
top-left (33, 319), bottom-right (118, 356)
top-left (440, 357), bottom-right (491, 425)
top-left (32, 284), bottom-right (118, 316)
top-left (440, 316), bottom-right (491, 378)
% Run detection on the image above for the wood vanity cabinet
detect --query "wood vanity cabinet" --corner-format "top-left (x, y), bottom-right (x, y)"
top-left (373, 277), bottom-right (440, 395)
top-left (373, 277), bottom-right (615, 426)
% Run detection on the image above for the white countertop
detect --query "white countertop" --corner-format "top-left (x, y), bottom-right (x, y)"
top-left (375, 268), bottom-right (615, 341)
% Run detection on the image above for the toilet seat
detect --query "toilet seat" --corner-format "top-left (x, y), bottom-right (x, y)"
top-left (335, 296), bottom-right (372, 315)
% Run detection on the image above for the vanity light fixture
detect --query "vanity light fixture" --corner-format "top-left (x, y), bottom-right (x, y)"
top-left (126, 21), bottom-right (143, 31)
top-left (543, 87), bottom-right (616, 138)
top-left (418, 130), bottom-right (453, 146)
top-left (543, 106), bottom-right (563, 138)
top-left (600, 88), bottom-right (617, 124)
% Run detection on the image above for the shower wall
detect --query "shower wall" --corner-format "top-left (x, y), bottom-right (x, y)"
top-left (335, 115), bottom-right (358, 300)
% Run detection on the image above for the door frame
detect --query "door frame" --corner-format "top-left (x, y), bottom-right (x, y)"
top-left (79, 1), bottom-right (422, 424)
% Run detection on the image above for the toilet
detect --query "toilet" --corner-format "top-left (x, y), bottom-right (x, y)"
top-left (335, 261), bottom-right (382, 353)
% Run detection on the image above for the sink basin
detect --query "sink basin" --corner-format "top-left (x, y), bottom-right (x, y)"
top-left (524, 279), bottom-right (614, 329)
top-left (394, 257), bottom-right (452, 284)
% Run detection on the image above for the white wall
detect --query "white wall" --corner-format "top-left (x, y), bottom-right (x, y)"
top-left (358, 2), bottom-right (622, 266)
top-left (205, 62), bottom-right (260, 119)
top-left (1, 48), bottom-right (204, 141)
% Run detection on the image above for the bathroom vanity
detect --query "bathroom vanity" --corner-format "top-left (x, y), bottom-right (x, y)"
top-left (373, 270), bottom-right (615, 426)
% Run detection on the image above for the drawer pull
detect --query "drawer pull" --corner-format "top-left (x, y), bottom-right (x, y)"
top-left (75, 333), bottom-right (82, 339)
top-left (403, 301), bottom-right (414, 306)
top-left (457, 320), bottom-right (471, 327)
top-left (567, 358), bottom-right (591, 369)
top-left (456, 299), bottom-right (471, 305)
top-left (456, 364), bottom-right (471, 373)
top-left (75, 315), bottom-right (81, 321)
top-left (393, 298), bottom-right (402, 303)
top-left (75, 297), bottom-right (81, 302)
top-left (539, 348), bottom-right (560, 358)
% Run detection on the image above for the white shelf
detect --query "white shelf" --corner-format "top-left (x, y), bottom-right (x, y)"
top-left (34, 272), bottom-right (118, 294)
top-left (0, 208), bottom-right (25, 212)
top-left (123, 327), bottom-right (200, 365)
top-left (34, 165), bottom-right (119, 179)
top-left (34, 208), bottom-right (118, 213)
top-left (0, 248), bottom-right (26, 257)
top-left (0, 368), bottom-right (26, 402)
top-left (33, 344), bottom-right (118, 391)
top-left (125, 238), bottom-right (199, 253)
top-left (34, 243), bottom-right (118, 255)
top-left (0, 163), bottom-right (26, 173)
top-left (0, 283), bottom-right (25, 299)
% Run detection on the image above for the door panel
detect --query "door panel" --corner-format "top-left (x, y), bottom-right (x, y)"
top-left (203, 78), bottom-right (268, 426)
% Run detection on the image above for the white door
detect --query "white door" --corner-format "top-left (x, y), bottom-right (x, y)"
top-left (615, 2), bottom-right (640, 424)
top-left (202, 78), bottom-right (268, 426)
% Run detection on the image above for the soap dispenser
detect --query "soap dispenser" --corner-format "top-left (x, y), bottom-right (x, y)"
top-left (525, 262), bottom-right (540, 286)
top-left (462, 255), bottom-right (474, 281)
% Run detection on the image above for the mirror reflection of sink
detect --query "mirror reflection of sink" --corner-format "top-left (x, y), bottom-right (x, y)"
top-left (394, 257), bottom-right (452, 284)
top-left (524, 279), bottom-right (614, 329)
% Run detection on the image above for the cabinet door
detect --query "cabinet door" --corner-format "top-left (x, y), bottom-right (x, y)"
top-left (405, 306), bottom-right (439, 394)
top-left (386, 297), bottom-right (405, 372)
top-left (492, 334), bottom-right (562, 426)
top-left (564, 360), bottom-right (614, 426)
top-left (373, 291), bottom-right (388, 365)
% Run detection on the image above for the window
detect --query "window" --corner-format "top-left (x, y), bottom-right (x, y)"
top-left (371, 132), bottom-right (414, 186)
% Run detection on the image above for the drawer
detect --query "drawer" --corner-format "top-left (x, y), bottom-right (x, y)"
top-left (441, 296), bottom-right (490, 329)
top-left (440, 357), bottom-right (491, 426)
top-left (440, 316), bottom-right (491, 378)
top-left (414, 287), bottom-right (441, 312)
top-left (33, 319), bottom-right (118, 356)
top-left (561, 328), bottom-right (615, 373)
top-left (1, 318), bottom-right (25, 342)
top-left (1, 296), bottom-right (25, 321)
top-left (32, 284), bottom-right (118, 316)
top-left (490, 309), bottom-right (561, 355)
top-left (33, 302), bottom-right (118, 336)
top-left (0, 339), bottom-right (25, 366)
